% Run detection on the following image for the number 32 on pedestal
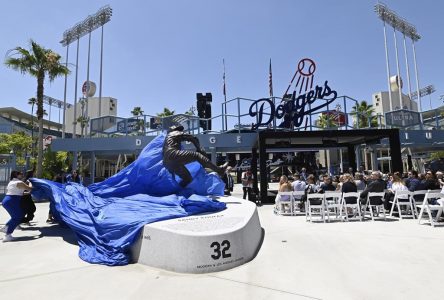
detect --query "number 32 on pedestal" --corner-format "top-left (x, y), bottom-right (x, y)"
top-left (210, 240), bottom-right (231, 260)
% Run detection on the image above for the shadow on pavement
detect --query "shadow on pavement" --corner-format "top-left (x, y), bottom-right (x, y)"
top-left (18, 224), bottom-right (78, 245)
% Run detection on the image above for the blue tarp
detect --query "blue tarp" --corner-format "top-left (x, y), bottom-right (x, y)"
top-left (30, 133), bottom-right (226, 266)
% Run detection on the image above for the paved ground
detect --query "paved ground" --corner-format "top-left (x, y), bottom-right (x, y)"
top-left (1, 184), bottom-right (443, 300)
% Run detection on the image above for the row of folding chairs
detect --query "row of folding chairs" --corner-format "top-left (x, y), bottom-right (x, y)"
top-left (275, 191), bottom-right (363, 222)
top-left (387, 189), bottom-right (444, 226)
top-left (275, 189), bottom-right (444, 225)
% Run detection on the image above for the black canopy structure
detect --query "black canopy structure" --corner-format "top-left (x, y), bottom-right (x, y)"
top-left (251, 129), bottom-right (402, 203)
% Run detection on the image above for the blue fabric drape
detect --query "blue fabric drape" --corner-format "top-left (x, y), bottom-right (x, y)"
top-left (31, 133), bottom-right (226, 265)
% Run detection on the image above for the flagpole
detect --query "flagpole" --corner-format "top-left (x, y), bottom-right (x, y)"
top-left (269, 58), bottom-right (275, 130)
top-left (223, 59), bottom-right (227, 131)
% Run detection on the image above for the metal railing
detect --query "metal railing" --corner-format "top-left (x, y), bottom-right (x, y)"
top-left (88, 96), bottom-right (444, 137)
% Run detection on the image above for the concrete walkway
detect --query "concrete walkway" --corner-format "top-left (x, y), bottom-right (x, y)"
top-left (1, 186), bottom-right (443, 300)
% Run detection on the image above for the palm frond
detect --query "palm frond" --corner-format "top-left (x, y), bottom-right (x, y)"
top-left (47, 63), bottom-right (69, 81)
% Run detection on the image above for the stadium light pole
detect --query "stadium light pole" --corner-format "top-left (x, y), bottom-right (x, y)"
top-left (62, 44), bottom-right (69, 138)
top-left (411, 40), bottom-right (422, 117)
top-left (60, 5), bottom-right (112, 170)
top-left (422, 85), bottom-right (436, 110)
top-left (73, 37), bottom-right (80, 139)
top-left (99, 24), bottom-right (104, 118)
top-left (375, 2), bottom-right (422, 121)
top-left (60, 5), bottom-right (113, 134)
top-left (392, 24), bottom-right (403, 109)
top-left (375, 4), bottom-right (394, 112)
top-left (85, 16), bottom-right (93, 137)
top-left (422, 85), bottom-right (437, 127)
top-left (402, 31), bottom-right (413, 109)
top-left (383, 20), bottom-right (393, 112)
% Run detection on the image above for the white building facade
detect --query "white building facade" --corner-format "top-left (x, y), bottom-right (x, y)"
top-left (372, 91), bottom-right (418, 115)
top-left (65, 97), bottom-right (117, 135)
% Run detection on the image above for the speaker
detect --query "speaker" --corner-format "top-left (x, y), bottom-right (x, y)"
top-left (196, 93), bottom-right (212, 130)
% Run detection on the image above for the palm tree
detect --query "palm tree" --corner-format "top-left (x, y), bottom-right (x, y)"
top-left (350, 100), bottom-right (378, 128)
top-left (184, 106), bottom-right (196, 116)
top-left (5, 40), bottom-right (69, 177)
top-left (317, 113), bottom-right (337, 129)
top-left (131, 106), bottom-right (144, 118)
top-left (156, 107), bottom-right (175, 117)
top-left (131, 106), bottom-right (144, 134)
top-left (76, 116), bottom-right (89, 138)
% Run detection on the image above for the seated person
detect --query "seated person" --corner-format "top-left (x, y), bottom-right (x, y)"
top-left (359, 171), bottom-right (386, 206)
top-left (275, 175), bottom-right (293, 213)
top-left (318, 176), bottom-right (335, 193)
top-left (383, 173), bottom-right (408, 211)
top-left (342, 173), bottom-right (358, 204)
top-left (291, 173), bottom-right (306, 201)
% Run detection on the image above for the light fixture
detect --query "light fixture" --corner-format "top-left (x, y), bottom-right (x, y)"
top-left (60, 5), bottom-right (113, 46)
top-left (374, 3), bottom-right (420, 41)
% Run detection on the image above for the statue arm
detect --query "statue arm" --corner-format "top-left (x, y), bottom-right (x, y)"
top-left (181, 134), bottom-right (201, 151)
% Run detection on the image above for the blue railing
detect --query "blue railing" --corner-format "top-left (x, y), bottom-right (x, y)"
top-left (89, 96), bottom-right (444, 137)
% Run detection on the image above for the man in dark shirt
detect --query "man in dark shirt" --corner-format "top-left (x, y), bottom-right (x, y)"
top-left (406, 170), bottom-right (421, 192)
top-left (163, 125), bottom-right (227, 187)
top-left (319, 176), bottom-right (336, 193)
top-left (360, 171), bottom-right (386, 205)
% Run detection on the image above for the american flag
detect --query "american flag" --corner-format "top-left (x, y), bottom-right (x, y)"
top-left (269, 58), bottom-right (273, 97)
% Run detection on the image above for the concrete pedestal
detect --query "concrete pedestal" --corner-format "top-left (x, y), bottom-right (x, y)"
top-left (131, 197), bottom-right (263, 273)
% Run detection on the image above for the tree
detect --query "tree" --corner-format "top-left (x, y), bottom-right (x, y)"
top-left (131, 106), bottom-right (145, 134)
top-left (156, 107), bottom-right (175, 117)
top-left (5, 40), bottom-right (70, 177)
top-left (131, 106), bottom-right (144, 118)
top-left (430, 151), bottom-right (444, 160)
top-left (350, 100), bottom-right (378, 128)
top-left (76, 116), bottom-right (89, 138)
top-left (28, 97), bottom-right (36, 121)
top-left (42, 145), bottom-right (70, 180)
top-left (316, 113), bottom-right (337, 129)
top-left (184, 106), bottom-right (196, 116)
top-left (0, 132), bottom-right (32, 166)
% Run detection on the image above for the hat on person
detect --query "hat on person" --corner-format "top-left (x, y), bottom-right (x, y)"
top-left (168, 125), bottom-right (184, 132)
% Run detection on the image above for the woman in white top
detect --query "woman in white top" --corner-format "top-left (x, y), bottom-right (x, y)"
top-left (389, 174), bottom-right (408, 193)
top-left (384, 173), bottom-right (408, 211)
top-left (1, 171), bottom-right (32, 242)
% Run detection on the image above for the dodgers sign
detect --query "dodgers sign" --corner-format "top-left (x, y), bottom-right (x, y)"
top-left (249, 58), bottom-right (338, 130)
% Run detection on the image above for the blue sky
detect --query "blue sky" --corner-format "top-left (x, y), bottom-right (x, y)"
top-left (0, 0), bottom-right (443, 127)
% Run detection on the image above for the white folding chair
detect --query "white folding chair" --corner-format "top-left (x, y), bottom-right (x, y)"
top-left (417, 192), bottom-right (444, 227)
top-left (306, 193), bottom-right (327, 222)
top-left (341, 192), bottom-right (362, 221)
top-left (362, 192), bottom-right (386, 221)
top-left (389, 190), bottom-right (415, 219)
top-left (292, 191), bottom-right (306, 215)
top-left (275, 191), bottom-right (294, 216)
top-left (411, 190), bottom-right (428, 218)
top-left (324, 191), bottom-right (343, 221)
